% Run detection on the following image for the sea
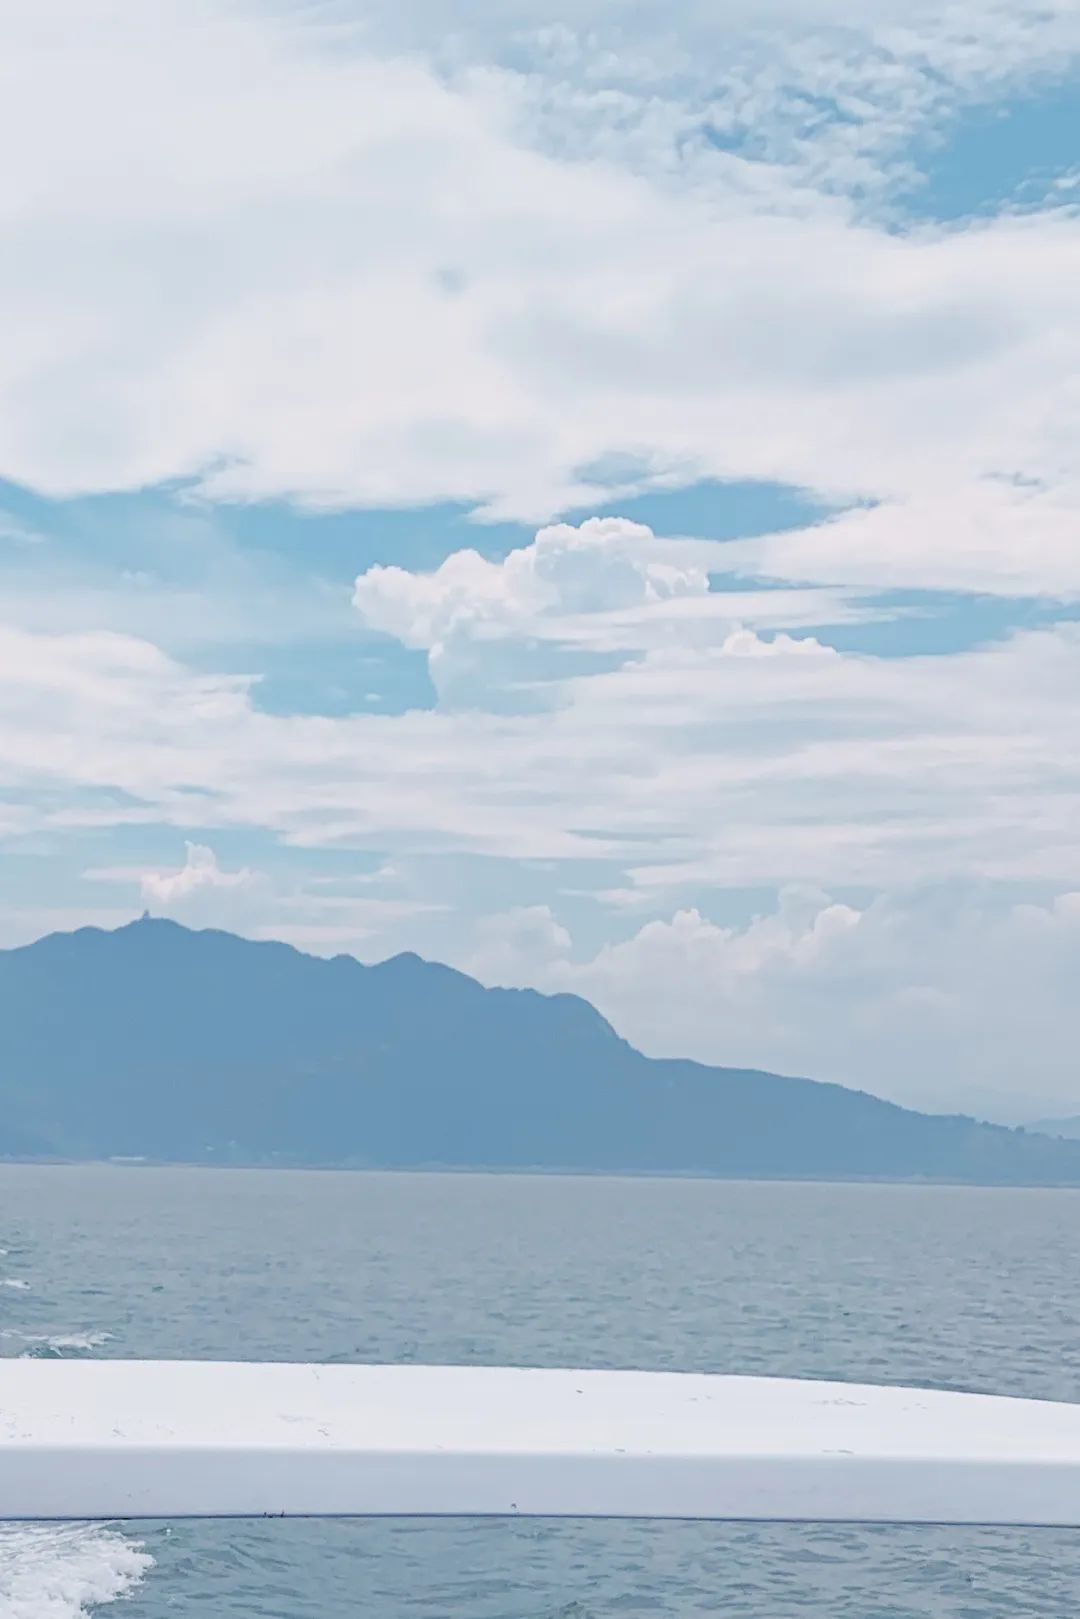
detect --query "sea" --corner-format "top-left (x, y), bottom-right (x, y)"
top-left (2, 1165), bottom-right (1080, 1619)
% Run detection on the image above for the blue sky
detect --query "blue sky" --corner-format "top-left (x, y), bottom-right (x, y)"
top-left (2, 0), bottom-right (1080, 1119)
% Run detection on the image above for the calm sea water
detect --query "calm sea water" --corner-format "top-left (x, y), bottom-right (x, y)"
top-left (2, 1165), bottom-right (1080, 1618)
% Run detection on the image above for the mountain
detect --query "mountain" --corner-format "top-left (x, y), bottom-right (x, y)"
top-left (0, 916), bottom-right (1076, 1184)
top-left (1029, 1117), bottom-right (1080, 1141)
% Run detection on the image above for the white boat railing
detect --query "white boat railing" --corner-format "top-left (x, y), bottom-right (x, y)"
top-left (2, 1361), bottom-right (1079, 1527)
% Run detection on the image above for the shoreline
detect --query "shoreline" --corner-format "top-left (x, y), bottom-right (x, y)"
top-left (3, 1157), bottom-right (1080, 1191)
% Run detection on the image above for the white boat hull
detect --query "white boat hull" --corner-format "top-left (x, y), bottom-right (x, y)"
top-left (3, 1362), bottom-right (1080, 1526)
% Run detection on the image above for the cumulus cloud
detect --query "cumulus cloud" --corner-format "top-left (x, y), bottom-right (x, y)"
top-left (139, 843), bottom-right (254, 904)
top-left (85, 843), bottom-right (255, 905)
top-left (353, 516), bottom-right (839, 703)
top-left (464, 888), bottom-right (1080, 1119)
top-left (353, 517), bottom-right (709, 649)
top-left (716, 628), bottom-right (834, 659)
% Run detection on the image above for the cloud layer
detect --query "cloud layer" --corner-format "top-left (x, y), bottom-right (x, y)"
top-left (4, 583), bottom-right (1080, 884)
top-left (2, 0), bottom-right (1079, 542)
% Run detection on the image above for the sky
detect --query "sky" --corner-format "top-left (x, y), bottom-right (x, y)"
top-left (2, 0), bottom-right (1080, 1121)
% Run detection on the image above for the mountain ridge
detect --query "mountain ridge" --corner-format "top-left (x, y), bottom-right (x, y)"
top-left (1029, 1116), bottom-right (1080, 1141)
top-left (1, 916), bottom-right (1076, 1185)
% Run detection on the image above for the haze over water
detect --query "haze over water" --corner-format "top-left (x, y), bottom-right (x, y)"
top-left (3, 1165), bottom-right (1080, 1618)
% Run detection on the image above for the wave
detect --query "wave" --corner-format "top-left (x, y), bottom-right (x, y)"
top-left (9, 1331), bottom-right (114, 1357)
top-left (0, 1524), bottom-right (152, 1619)
top-left (0, 1278), bottom-right (30, 1290)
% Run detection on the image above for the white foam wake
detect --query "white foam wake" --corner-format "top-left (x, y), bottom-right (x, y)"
top-left (0, 1525), bottom-right (152, 1619)
top-left (1, 1331), bottom-right (113, 1355)
top-left (0, 1279), bottom-right (30, 1291)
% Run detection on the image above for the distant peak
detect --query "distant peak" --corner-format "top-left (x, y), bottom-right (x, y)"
top-left (373, 950), bottom-right (477, 985)
top-left (120, 914), bottom-right (188, 934)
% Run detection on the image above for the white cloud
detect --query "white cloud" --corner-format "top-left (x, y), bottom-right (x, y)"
top-left (463, 887), bottom-right (1080, 1120)
top-left (354, 518), bottom-right (709, 649)
top-left (354, 516), bottom-right (727, 701)
top-left (715, 627), bottom-right (835, 659)
top-left (0, 0), bottom-right (1077, 584)
top-left (350, 0), bottom-right (1080, 201)
top-left (465, 905), bottom-right (573, 983)
top-left (724, 482), bottom-right (1080, 600)
top-left (353, 516), bottom-right (845, 704)
top-left (141, 843), bottom-right (253, 904)
top-left (4, 614), bottom-right (1080, 890)
top-left (85, 842), bottom-right (255, 905)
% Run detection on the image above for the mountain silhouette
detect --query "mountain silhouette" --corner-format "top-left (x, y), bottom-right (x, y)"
top-left (1, 916), bottom-right (1075, 1184)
